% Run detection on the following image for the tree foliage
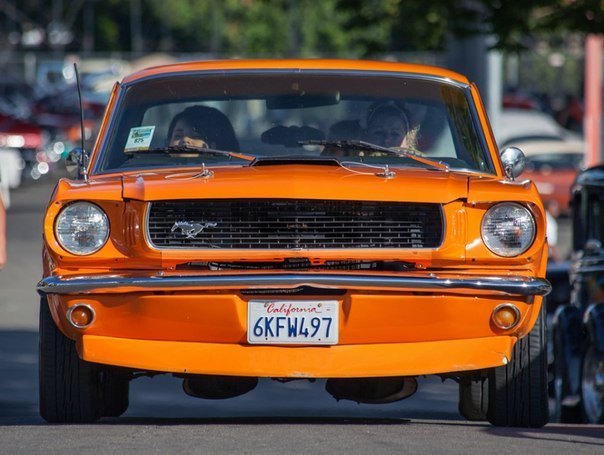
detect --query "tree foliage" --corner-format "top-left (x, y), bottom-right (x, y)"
top-left (1, 0), bottom-right (602, 55)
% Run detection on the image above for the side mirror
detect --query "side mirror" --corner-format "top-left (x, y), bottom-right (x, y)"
top-left (500, 147), bottom-right (526, 180)
top-left (66, 148), bottom-right (89, 180)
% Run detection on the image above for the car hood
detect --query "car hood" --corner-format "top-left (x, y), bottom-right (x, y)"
top-left (120, 165), bottom-right (471, 203)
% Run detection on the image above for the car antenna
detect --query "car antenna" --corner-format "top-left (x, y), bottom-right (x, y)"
top-left (73, 63), bottom-right (88, 181)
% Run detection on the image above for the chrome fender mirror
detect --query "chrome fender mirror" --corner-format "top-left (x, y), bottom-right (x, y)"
top-left (66, 147), bottom-right (89, 181)
top-left (500, 147), bottom-right (526, 180)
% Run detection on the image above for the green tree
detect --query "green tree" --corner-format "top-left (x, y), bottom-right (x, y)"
top-left (145, 0), bottom-right (352, 57)
top-left (1, 0), bottom-right (602, 54)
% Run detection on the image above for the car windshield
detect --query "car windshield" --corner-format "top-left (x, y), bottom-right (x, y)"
top-left (526, 153), bottom-right (584, 170)
top-left (95, 71), bottom-right (493, 174)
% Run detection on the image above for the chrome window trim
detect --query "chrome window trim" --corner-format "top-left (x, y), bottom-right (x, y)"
top-left (91, 68), bottom-right (489, 176)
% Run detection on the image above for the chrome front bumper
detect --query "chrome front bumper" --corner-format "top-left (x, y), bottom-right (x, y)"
top-left (37, 272), bottom-right (551, 297)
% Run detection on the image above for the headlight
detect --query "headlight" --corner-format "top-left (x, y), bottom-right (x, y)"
top-left (481, 203), bottom-right (535, 257)
top-left (55, 202), bottom-right (109, 255)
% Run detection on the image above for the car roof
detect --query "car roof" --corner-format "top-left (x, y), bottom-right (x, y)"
top-left (121, 59), bottom-right (471, 86)
top-left (495, 108), bottom-right (581, 146)
top-left (505, 139), bottom-right (585, 156)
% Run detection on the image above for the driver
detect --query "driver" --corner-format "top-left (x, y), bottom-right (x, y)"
top-left (167, 105), bottom-right (240, 151)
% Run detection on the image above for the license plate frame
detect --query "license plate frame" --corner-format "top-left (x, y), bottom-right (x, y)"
top-left (247, 300), bottom-right (339, 345)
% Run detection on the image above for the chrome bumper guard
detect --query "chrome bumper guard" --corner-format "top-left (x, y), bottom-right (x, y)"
top-left (37, 272), bottom-right (551, 297)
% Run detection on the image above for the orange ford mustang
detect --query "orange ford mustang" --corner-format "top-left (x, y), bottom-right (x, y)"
top-left (37, 59), bottom-right (551, 426)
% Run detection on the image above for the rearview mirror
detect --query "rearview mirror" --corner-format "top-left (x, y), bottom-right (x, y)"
top-left (266, 92), bottom-right (340, 110)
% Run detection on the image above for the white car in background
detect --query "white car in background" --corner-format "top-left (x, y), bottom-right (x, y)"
top-left (496, 108), bottom-right (581, 147)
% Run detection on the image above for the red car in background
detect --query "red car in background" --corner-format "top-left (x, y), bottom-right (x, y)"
top-left (502, 92), bottom-right (541, 111)
top-left (516, 140), bottom-right (584, 217)
top-left (0, 112), bottom-right (51, 180)
top-left (0, 113), bottom-right (46, 149)
top-left (0, 75), bottom-right (55, 180)
top-left (0, 73), bottom-right (107, 181)
top-left (30, 88), bottom-right (107, 145)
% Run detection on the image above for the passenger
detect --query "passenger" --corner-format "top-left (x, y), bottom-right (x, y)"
top-left (167, 105), bottom-right (240, 151)
top-left (364, 102), bottom-right (413, 148)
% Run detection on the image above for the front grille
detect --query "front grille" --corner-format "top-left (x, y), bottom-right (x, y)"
top-left (147, 199), bottom-right (443, 249)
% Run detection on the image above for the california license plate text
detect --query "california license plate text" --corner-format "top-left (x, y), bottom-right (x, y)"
top-left (247, 300), bottom-right (339, 345)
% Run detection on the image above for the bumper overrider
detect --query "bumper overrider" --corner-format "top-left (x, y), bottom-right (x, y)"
top-left (37, 272), bottom-right (551, 378)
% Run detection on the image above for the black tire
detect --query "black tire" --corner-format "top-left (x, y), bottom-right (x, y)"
top-left (580, 344), bottom-right (604, 424)
top-left (101, 368), bottom-right (130, 417)
top-left (553, 326), bottom-right (583, 423)
top-left (459, 376), bottom-right (488, 421)
top-left (39, 298), bottom-right (102, 423)
top-left (487, 302), bottom-right (549, 427)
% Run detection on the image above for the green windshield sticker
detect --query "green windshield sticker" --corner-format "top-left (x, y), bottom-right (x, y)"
top-left (124, 126), bottom-right (155, 152)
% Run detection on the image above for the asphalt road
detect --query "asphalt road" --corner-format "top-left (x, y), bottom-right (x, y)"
top-left (0, 173), bottom-right (601, 454)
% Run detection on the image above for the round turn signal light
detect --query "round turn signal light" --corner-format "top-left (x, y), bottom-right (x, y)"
top-left (492, 304), bottom-right (520, 330)
top-left (66, 304), bottom-right (95, 328)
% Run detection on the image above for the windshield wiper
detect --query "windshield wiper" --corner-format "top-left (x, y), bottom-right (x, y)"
top-left (126, 145), bottom-right (256, 162)
top-left (299, 139), bottom-right (449, 171)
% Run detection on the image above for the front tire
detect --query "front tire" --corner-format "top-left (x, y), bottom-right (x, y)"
top-left (487, 303), bottom-right (549, 427)
top-left (39, 298), bottom-right (102, 423)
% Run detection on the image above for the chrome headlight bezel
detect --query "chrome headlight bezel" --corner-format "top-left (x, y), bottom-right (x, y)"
top-left (481, 202), bottom-right (536, 257)
top-left (55, 202), bottom-right (110, 255)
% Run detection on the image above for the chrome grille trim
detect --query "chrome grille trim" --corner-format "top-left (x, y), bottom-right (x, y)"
top-left (146, 199), bottom-right (443, 250)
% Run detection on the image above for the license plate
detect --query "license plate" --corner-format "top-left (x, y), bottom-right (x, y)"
top-left (247, 300), bottom-right (339, 345)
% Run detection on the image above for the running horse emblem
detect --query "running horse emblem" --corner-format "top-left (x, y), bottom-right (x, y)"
top-left (171, 221), bottom-right (218, 239)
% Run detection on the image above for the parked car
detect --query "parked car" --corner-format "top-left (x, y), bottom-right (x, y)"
top-left (31, 87), bottom-right (107, 146)
top-left (0, 74), bottom-right (35, 119)
top-left (37, 59), bottom-right (551, 426)
top-left (0, 113), bottom-right (52, 181)
top-left (496, 108), bottom-right (581, 148)
top-left (516, 139), bottom-right (585, 218)
top-left (553, 165), bottom-right (604, 424)
top-left (502, 91), bottom-right (542, 111)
